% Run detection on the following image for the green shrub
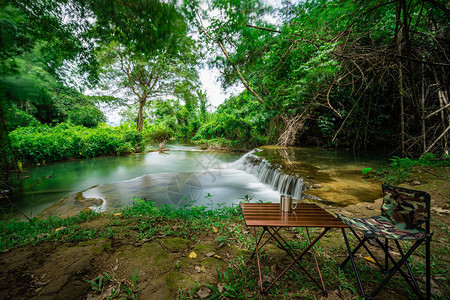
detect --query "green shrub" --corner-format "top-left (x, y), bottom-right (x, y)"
top-left (374, 153), bottom-right (450, 184)
top-left (192, 114), bottom-right (261, 150)
top-left (68, 105), bottom-right (106, 128)
top-left (193, 114), bottom-right (251, 141)
top-left (7, 107), bottom-right (41, 130)
top-left (9, 123), bottom-right (142, 165)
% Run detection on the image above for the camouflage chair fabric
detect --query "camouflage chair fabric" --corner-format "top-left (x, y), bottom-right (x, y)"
top-left (337, 185), bottom-right (430, 240)
top-left (337, 184), bottom-right (432, 299)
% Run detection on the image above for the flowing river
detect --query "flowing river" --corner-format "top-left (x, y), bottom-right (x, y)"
top-left (2, 145), bottom-right (387, 219)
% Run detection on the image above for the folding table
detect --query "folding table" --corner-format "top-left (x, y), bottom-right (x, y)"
top-left (240, 202), bottom-right (347, 296)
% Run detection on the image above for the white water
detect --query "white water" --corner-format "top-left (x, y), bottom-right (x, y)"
top-left (232, 150), bottom-right (304, 200)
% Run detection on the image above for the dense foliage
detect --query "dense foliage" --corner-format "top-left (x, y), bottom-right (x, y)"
top-left (9, 123), bottom-right (143, 165)
top-left (194, 0), bottom-right (449, 154)
top-left (1, 0), bottom-right (449, 186)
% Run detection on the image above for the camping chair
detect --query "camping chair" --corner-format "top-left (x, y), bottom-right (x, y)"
top-left (337, 184), bottom-right (432, 299)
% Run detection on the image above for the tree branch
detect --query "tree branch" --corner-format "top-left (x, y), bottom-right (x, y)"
top-left (196, 12), bottom-right (264, 104)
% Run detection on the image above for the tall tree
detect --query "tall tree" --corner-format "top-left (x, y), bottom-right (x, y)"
top-left (97, 40), bottom-right (199, 132)
top-left (92, 0), bottom-right (200, 132)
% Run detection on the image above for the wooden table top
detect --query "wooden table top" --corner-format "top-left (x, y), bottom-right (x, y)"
top-left (240, 203), bottom-right (347, 228)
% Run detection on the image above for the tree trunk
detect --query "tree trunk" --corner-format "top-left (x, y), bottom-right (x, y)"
top-left (397, 2), bottom-right (406, 156)
top-left (0, 102), bottom-right (14, 185)
top-left (137, 99), bottom-right (146, 132)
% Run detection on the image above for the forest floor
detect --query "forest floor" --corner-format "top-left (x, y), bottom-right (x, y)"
top-left (0, 168), bottom-right (449, 300)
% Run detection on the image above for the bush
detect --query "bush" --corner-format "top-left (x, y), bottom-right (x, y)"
top-left (68, 105), bottom-right (106, 128)
top-left (193, 114), bottom-right (252, 141)
top-left (7, 107), bottom-right (41, 130)
top-left (9, 123), bottom-right (142, 165)
top-left (192, 113), bottom-right (261, 150)
top-left (373, 153), bottom-right (450, 184)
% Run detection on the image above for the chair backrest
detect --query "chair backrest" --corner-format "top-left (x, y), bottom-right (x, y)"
top-left (381, 184), bottom-right (431, 230)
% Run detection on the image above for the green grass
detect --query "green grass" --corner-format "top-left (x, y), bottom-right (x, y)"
top-left (0, 199), bottom-right (248, 252)
top-left (1, 199), bottom-right (447, 299)
top-left (371, 153), bottom-right (450, 185)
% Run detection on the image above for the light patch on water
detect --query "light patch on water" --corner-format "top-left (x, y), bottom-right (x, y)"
top-left (6, 145), bottom-right (388, 219)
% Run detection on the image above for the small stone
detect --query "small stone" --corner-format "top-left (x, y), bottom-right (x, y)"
top-left (194, 265), bottom-right (205, 273)
top-left (366, 205), bottom-right (373, 210)
top-left (411, 180), bottom-right (421, 185)
top-left (204, 252), bottom-right (215, 257)
top-left (32, 281), bottom-right (48, 286)
top-left (197, 287), bottom-right (211, 298)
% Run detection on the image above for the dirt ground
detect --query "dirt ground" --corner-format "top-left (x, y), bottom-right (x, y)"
top-left (1, 175), bottom-right (448, 299)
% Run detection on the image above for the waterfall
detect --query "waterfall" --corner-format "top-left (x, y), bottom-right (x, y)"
top-left (232, 150), bottom-right (304, 200)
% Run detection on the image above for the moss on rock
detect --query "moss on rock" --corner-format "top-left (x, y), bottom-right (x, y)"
top-left (159, 237), bottom-right (192, 253)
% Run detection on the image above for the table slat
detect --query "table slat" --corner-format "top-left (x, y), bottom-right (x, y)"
top-left (240, 203), bottom-right (347, 228)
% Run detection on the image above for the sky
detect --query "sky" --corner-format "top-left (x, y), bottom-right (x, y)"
top-left (199, 68), bottom-right (243, 109)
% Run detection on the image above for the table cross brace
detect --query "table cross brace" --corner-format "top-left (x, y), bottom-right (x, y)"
top-left (252, 226), bottom-right (330, 296)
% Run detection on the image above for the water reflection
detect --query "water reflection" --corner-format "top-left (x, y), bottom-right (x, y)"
top-left (3, 145), bottom-right (388, 219)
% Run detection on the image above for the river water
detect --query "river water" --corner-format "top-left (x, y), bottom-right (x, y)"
top-left (2, 145), bottom-right (387, 219)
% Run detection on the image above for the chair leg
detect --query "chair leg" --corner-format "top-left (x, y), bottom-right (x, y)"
top-left (341, 229), bottom-right (429, 299)
top-left (426, 236), bottom-right (431, 300)
top-left (369, 239), bottom-right (425, 299)
top-left (339, 227), bottom-right (385, 272)
top-left (394, 240), bottom-right (423, 297)
top-left (341, 228), bottom-right (369, 298)
top-left (385, 238), bottom-right (389, 271)
top-left (373, 238), bottom-right (424, 297)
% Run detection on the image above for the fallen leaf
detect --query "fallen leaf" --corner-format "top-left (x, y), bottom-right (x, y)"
top-left (113, 213), bottom-right (122, 217)
top-left (212, 226), bottom-right (218, 233)
top-left (54, 227), bottom-right (66, 232)
top-left (213, 254), bottom-right (221, 259)
top-left (189, 251), bottom-right (197, 259)
top-left (194, 265), bottom-right (205, 273)
top-left (217, 283), bottom-right (224, 293)
top-left (205, 252), bottom-right (215, 257)
top-left (197, 287), bottom-right (211, 298)
top-left (364, 256), bottom-right (377, 264)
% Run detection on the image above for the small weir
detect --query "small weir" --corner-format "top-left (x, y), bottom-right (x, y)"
top-left (233, 150), bottom-right (304, 200)
top-left (5, 145), bottom-right (384, 219)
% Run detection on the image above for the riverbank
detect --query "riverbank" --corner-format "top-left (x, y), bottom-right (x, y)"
top-left (1, 170), bottom-right (448, 299)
